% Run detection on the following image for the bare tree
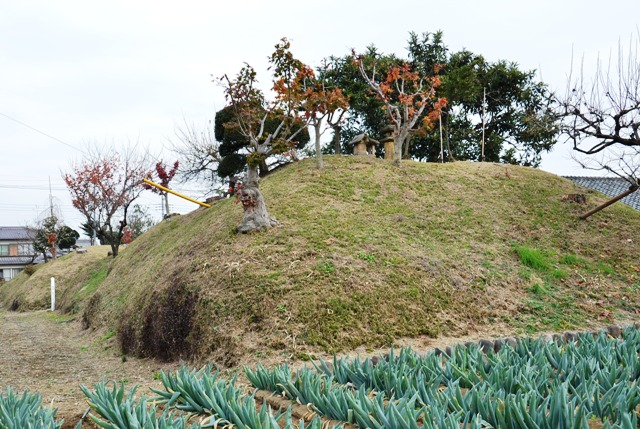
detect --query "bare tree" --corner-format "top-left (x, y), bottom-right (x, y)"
top-left (558, 34), bottom-right (640, 156)
top-left (557, 33), bottom-right (640, 218)
top-left (171, 119), bottom-right (223, 192)
top-left (63, 144), bottom-right (151, 257)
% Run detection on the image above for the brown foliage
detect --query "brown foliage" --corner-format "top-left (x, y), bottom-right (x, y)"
top-left (22, 264), bottom-right (36, 276)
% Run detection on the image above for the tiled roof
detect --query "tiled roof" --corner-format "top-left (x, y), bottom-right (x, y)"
top-left (0, 226), bottom-right (33, 241)
top-left (564, 176), bottom-right (640, 211)
top-left (0, 256), bottom-right (34, 266)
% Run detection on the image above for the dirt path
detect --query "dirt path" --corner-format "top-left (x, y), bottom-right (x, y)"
top-left (0, 310), bottom-right (179, 428)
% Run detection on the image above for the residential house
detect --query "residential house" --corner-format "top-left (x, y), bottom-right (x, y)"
top-left (0, 226), bottom-right (36, 281)
top-left (564, 176), bottom-right (640, 211)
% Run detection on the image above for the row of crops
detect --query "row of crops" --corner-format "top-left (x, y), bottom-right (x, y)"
top-left (245, 329), bottom-right (640, 429)
top-left (4, 326), bottom-right (640, 428)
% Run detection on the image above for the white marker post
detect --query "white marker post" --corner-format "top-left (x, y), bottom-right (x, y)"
top-left (50, 277), bottom-right (56, 311)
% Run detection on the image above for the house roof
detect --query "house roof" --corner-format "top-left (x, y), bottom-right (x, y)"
top-left (0, 226), bottom-right (33, 241)
top-left (564, 176), bottom-right (640, 211)
top-left (0, 256), bottom-right (34, 266)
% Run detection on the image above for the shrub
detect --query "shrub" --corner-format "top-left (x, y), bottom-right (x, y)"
top-left (22, 264), bottom-right (37, 276)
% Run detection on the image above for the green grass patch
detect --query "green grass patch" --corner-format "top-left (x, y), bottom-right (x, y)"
top-left (559, 254), bottom-right (587, 266)
top-left (357, 252), bottom-right (375, 263)
top-left (76, 266), bottom-right (108, 298)
top-left (315, 260), bottom-right (335, 274)
top-left (518, 292), bottom-right (586, 333)
top-left (530, 283), bottom-right (547, 296)
top-left (99, 328), bottom-right (116, 342)
top-left (596, 261), bottom-right (615, 275)
top-left (516, 245), bottom-right (549, 271)
top-left (550, 269), bottom-right (568, 280)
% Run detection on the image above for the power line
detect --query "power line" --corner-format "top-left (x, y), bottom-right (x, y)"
top-left (0, 184), bottom-right (67, 191)
top-left (0, 111), bottom-right (85, 154)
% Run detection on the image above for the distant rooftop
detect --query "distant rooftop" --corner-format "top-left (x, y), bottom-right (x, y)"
top-left (0, 256), bottom-right (34, 265)
top-left (564, 176), bottom-right (640, 211)
top-left (0, 226), bottom-right (33, 241)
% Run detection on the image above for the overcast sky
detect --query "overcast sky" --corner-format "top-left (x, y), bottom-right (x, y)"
top-left (1, 0), bottom-right (638, 234)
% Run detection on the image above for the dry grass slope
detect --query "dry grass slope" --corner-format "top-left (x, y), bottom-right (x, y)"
top-left (0, 246), bottom-right (110, 312)
top-left (3, 156), bottom-right (640, 368)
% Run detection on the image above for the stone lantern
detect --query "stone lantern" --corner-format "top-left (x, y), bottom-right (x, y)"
top-left (380, 125), bottom-right (395, 160)
top-left (350, 133), bottom-right (380, 156)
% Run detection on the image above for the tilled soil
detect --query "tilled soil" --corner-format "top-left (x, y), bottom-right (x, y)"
top-left (0, 310), bottom-right (180, 428)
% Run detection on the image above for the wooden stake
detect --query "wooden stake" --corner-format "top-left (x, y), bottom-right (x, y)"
top-left (579, 185), bottom-right (639, 219)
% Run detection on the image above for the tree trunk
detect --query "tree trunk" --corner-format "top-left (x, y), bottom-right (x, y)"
top-left (403, 135), bottom-right (411, 159)
top-left (237, 164), bottom-right (279, 233)
top-left (332, 124), bottom-right (341, 154)
top-left (393, 129), bottom-right (409, 166)
top-left (314, 122), bottom-right (323, 169)
top-left (163, 192), bottom-right (170, 217)
top-left (258, 159), bottom-right (269, 177)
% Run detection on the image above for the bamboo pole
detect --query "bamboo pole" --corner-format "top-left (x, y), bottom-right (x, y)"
top-left (579, 185), bottom-right (639, 219)
top-left (142, 178), bottom-right (211, 208)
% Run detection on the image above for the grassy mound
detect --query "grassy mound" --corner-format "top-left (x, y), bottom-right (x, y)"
top-left (0, 246), bottom-right (110, 313)
top-left (4, 156), bottom-right (640, 366)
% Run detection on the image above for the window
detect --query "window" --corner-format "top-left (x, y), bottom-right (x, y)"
top-left (18, 243), bottom-right (33, 255)
top-left (0, 245), bottom-right (8, 256)
top-left (0, 268), bottom-right (21, 281)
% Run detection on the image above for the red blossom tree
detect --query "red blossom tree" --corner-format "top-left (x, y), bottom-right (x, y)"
top-left (63, 146), bottom-right (151, 257)
top-left (120, 227), bottom-right (134, 244)
top-left (356, 54), bottom-right (447, 165)
top-left (143, 160), bottom-right (179, 217)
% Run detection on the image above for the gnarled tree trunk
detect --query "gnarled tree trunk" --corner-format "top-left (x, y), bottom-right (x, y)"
top-left (236, 165), bottom-right (279, 234)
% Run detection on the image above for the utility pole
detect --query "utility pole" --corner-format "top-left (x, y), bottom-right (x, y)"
top-left (49, 176), bottom-right (54, 217)
top-left (481, 87), bottom-right (486, 162)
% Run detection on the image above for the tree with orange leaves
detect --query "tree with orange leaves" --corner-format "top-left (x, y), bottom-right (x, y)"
top-left (220, 38), bottom-right (311, 233)
top-left (293, 60), bottom-right (350, 169)
top-left (356, 54), bottom-right (447, 166)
